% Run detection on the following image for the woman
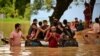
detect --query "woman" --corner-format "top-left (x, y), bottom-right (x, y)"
top-left (26, 23), bottom-right (42, 46)
top-left (45, 26), bottom-right (60, 47)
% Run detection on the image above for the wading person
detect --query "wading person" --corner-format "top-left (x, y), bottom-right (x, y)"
top-left (10, 23), bottom-right (26, 46)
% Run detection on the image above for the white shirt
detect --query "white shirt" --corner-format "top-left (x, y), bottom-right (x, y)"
top-left (92, 23), bottom-right (100, 33)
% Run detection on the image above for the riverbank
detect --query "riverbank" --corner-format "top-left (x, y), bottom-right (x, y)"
top-left (0, 18), bottom-right (30, 38)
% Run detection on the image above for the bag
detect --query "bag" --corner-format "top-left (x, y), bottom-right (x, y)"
top-left (25, 40), bottom-right (42, 47)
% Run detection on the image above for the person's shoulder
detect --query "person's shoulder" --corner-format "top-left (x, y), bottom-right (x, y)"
top-left (93, 23), bottom-right (99, 26)
top-left (10, 30), bottom-right (16, 35)
top-left (11, 30), bottom-right (15, 33)
top-left (19, 31), bottom-right (23, 34)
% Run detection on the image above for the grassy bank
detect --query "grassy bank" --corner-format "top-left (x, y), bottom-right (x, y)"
top-left (0, 18), bottom-right (30, 38)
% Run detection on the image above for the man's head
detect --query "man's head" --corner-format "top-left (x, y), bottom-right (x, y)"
top-left (84, 2), bottom-right (89, 8)
top-left (53, 17), bottom-right (58, 22)
top-left (33, 19), bottom-right (38, 24)
top-left (95, 17), bottom-right (99, 23)
top-left (38, 21), bottom-right (42, 26)
top-left (43, 20), bottom-right (48, 25)
top-left (75, 18), bottom-right (78, 21)
top-left (15, 23), bottom-right (21, 31)
top-left (63, 19), bottom-right (68, 25)
top-left (52, 17), bottom-right (59, 26)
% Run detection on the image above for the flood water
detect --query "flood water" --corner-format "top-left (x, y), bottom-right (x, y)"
top-left (0, 32), bottom-right (100, 56)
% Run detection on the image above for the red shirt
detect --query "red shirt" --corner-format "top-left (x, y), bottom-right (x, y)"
top-left (47, 32), bottom-right (60, 47)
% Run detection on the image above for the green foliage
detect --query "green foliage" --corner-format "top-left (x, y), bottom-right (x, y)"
top-left (14, 0), bottom-right (30, 18)
top-left (44, 0), bottom-right (52, 11)
top-left (24, 4), bottom-right (31, 20)
top-left (31, 0), bottom-right (92, 14)
top-left (32, 0), bottom-right (52, 14)
top-left (0, 0), bottom-right (30, 20)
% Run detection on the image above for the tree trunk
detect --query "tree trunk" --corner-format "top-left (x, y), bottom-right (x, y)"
top-left (90, 0), bottom-right (96, 19)
top-left (50, 0), bottom-right (73, 25)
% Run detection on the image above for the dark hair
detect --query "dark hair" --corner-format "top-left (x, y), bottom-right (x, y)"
top-left (95, 17), bottom-right (99, 23)
top-left (63, 19), bottom-right (68, 25)
top-left (85, 2), bottom-right (89, 7)
top-left (15, 23), bottom-right (21, 29)
top-left (32, 23), bottom-right (37, 26)
top-left (38, 21), bottom-right (42, 26)
top-left (43, 20), bottom-right (48, 23)
top-left (75, 17), bottom-right (78, 20)
top-left (33, 19), bottom-right (37, 22)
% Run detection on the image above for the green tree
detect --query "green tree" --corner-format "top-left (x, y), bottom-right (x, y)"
top-left (0, 0), bottom-right (30, 19)
top-left (24, 4), bottom-right (31, 20)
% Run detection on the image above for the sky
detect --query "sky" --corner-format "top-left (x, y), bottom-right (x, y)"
top-left (30, 0), bottom-right (100, 23)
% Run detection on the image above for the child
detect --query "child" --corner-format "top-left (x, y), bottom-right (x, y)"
top-left (45, 26), bottom-right (60, 47)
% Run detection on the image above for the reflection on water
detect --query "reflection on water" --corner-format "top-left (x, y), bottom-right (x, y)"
top-left (0, 44), bottom-right (100, 56)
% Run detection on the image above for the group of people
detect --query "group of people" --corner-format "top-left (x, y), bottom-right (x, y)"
top-left (9, 17), bottom-right (83, 47)
top-left (26, 18), bottom-right (80, 47)
top-left (9, 17), bottom-right (100, 47)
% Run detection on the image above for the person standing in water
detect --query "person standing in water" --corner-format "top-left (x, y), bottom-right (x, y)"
top-left (10, 23), bottom-right (26, 46)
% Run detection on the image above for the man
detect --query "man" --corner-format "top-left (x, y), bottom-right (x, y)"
top-left (28, 19), bottom-right (38, 35)
top-left (53, 17), bottom-right (59, 26)
top-left (74, 18), bottom-right (79, 29)
top-left (10, 23), bottom-right (25, 46)
top-left (92, 18), bottom-right (100, 33)
top-left (84, 2), bottom-right (91, 28)
top-left (38, 20), bottom-right (50, 40)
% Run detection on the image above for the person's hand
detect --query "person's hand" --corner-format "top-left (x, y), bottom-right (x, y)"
top-left (52, 33), bottom-right (56, 37)
top-left (32, 37), bottom-right (37, 40)
top-left (44, 37), bottom-right (48, 42)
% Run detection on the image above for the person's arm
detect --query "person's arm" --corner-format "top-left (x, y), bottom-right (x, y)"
top-left (60, 33), bottom-right (64, 39)
top-left (9, 32), bottom-right (14, 46)
top-left (44, 26), bottom-right (50, 32)
top-left (44, 30), bottom-right (51, 41)
top-left (21, 33), bottom-right (26, 40)
top-left (33, 29), bottom-right (40, 40)
top-left (38, 27), bottom-right (45, 32)
top-left (58, 26), bottom-right (63, 31)
top-left (38, 26), bottom-right (50, 33)
top-left (28, 26), bottom-right (32, 35)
